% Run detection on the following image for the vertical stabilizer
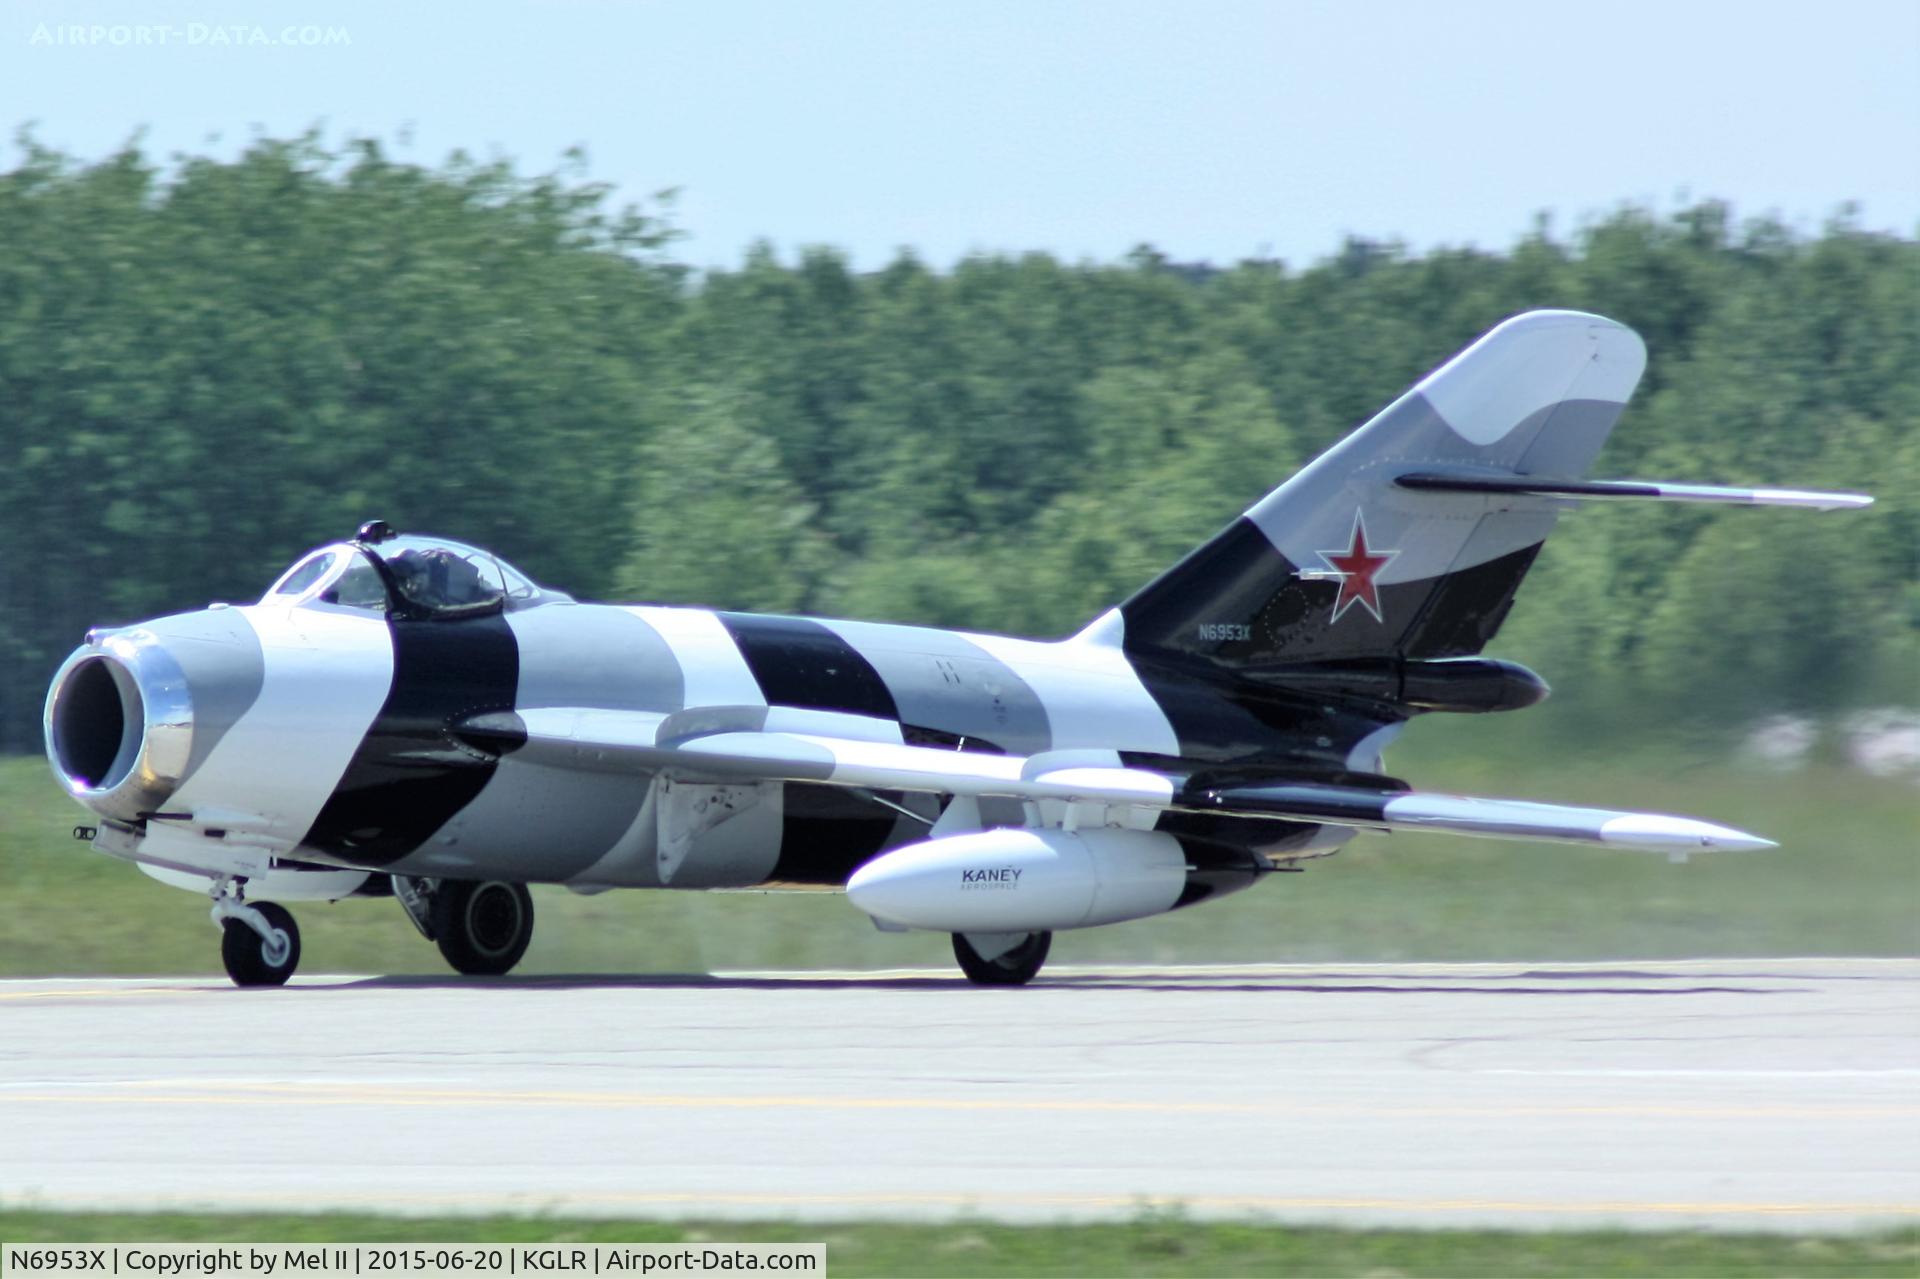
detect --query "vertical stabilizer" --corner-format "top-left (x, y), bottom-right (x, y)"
top-left (1110, 310), bottom-right (1647, 667)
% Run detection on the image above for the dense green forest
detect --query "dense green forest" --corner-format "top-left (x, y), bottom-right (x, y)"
top-left (1, 133), bottom-right (1914, 752)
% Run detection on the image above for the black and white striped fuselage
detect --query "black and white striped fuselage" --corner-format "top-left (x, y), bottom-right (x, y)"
top-left (123, 599), bottom-right (1376, 896)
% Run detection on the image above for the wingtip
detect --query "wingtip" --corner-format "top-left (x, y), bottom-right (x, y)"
top-left (1599, 813), bottom-right (1779, 853)
top-left (1754, 488), bottom-right (1875, 511)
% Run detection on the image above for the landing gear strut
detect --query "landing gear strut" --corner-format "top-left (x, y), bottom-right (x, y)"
top-left (952, 930), bottom-right (1051, 986)
top-left (213, 887), bottom-right (301, 987)
top-left (432, 880), bottom-right (535, 976)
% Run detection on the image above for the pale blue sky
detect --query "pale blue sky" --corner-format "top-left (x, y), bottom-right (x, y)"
top-left (5, 0), bottom-right (1916, 268)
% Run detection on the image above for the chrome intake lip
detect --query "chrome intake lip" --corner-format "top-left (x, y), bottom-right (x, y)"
top-left (44, 628), bottom-right (196, 822)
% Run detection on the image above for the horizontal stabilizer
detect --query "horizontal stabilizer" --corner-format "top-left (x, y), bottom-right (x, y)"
top-left (1396, 471), bottom-right (1872, 511)
top-left (1185, 782), bottom-right (1777, 852)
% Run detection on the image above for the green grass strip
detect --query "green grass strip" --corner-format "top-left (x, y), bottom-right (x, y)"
top-left (1, 1210), bottom-right (1916, 1278)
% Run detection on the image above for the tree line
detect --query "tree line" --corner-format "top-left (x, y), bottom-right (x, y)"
top-left (1, 133), bottom-right (1913, 750)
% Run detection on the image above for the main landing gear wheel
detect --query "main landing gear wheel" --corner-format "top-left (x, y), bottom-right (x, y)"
top-left (433, 880), bottom-right (534, 976)
top-left (221, 901), bottom-right (301, 987)
top-left (952, 930), bottom-right (1051, 986)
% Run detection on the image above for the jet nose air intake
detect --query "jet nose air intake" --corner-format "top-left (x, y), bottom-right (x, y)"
top-left (44, 607), bottom-right (266, 824)
top-left (45, 630), bottom-right (196, 821)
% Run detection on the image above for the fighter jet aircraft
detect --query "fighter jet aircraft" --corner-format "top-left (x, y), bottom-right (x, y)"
top-left (44, 310), bottom-right (1871, 986)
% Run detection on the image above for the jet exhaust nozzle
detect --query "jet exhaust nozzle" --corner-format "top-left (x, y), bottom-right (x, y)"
top-left (44, 631), bottom-right (195, 822)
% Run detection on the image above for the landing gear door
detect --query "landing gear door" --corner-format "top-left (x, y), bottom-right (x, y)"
top-left (655, 777), bottom-right (783, 887)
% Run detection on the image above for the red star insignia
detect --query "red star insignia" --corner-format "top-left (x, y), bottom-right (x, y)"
top-left (1317, 511), bottom-right (1398, 624)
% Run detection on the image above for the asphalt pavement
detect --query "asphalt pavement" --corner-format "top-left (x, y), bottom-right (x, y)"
top-left (2, 959), bottom-right (1916, 1231)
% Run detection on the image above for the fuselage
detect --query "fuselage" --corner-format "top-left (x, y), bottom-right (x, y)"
top-left (48, 587), bottom-right (1381, 895)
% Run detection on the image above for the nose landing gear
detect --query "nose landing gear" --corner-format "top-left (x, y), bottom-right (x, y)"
top-left (212, 888), bottom-right (301, 987)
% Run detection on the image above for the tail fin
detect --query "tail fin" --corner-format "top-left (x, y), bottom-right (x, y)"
top-left (1109, 310), bottom-right (1646, 665)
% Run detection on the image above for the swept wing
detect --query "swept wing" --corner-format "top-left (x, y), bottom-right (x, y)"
top-left (462, 706), bottom-right (1773, 854)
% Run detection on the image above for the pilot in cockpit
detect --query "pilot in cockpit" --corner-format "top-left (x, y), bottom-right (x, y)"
top-left (389, 547), bottom-right (493, 609)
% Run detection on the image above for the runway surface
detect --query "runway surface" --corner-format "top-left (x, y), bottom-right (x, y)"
top-left (2, 959), bottom-right (1917, 1232)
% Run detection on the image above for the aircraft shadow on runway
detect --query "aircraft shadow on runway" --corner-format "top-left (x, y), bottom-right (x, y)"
top-left (302, 971), bottom-right (1801, 996)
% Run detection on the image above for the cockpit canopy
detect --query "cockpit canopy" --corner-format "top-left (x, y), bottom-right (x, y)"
top-left (261, 526), bottom-right (569, 618)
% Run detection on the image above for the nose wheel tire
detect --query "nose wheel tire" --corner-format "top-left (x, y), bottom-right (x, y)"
top-left (952, 930), bottom-right (1051, 986)
top-left (221, 901), bottom-right (301, 987)
top-left (433, 880), bottom-right (535, 976)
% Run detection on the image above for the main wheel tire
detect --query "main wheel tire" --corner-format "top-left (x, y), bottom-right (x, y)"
top-left (434, 880), bottom-right (534, 976)
top-left (221, 901), bottom-right (301, 987)
top-left (953, 930), bottom-right (1051, 986)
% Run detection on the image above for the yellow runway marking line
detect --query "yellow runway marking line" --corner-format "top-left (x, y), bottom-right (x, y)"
top-left (3, 1081), bottom-right (1915, 1121)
